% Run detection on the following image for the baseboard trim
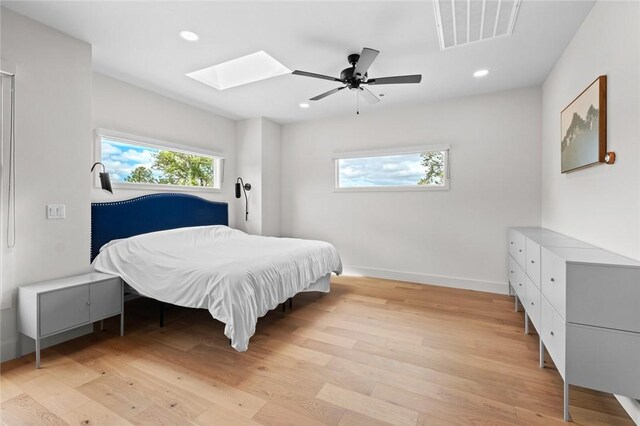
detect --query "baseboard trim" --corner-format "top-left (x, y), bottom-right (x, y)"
top-left (615, 395), bottom-right (640, 425)
top-left (342, 265), bottom-right (509, 295)
top-left (0, 324), bottom-right (92, 363)
top-left (0, 338), bottom-right (19, 363)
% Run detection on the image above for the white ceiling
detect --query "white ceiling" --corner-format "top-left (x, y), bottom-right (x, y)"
top-left (3, 1), bottom-right (595, 124)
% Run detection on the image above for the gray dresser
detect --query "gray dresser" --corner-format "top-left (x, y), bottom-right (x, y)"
top-left (508, 227), bottom-right (640, 421)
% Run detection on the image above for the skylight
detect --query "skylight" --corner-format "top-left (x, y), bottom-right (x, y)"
top-left (186, 51), bottom-right (291, 90)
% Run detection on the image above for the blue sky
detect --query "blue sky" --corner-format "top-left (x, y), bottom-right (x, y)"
top-left (338, 153), bottom-right (427, 187)
top-left (101, 139), bottom-right (160, 182)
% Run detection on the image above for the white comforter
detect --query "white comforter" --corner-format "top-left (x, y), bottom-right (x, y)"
top-left (91, 225), bottom-right (342, 351)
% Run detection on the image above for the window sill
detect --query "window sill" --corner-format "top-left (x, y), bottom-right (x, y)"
top-left (99, 183), bottom-right (222, 194)
top-left (333, 184), bottom-right (449, 193)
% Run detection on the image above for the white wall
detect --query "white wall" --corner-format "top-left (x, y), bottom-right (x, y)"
top-left (0, 8), bottom-right (93, 361)
top-left (92, 73), bottom-right (237, 228)
top-left (261, 118), bottom-right (281, 237)
top-left (540, 1), bottom-right (640, 417)
top-left (236, 118), bottom-right (263, 234)
top-left (281, 87), bottom-right (542, 294)
top-left (235, 117), bottom-right (281, 236)
top-left (541, 0), bottom-right (640, 261)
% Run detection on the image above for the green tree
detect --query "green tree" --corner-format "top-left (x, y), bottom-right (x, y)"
top-left (418, 151), bottom-right (444, 185)
top-left (125, 166), bottom-right (157, 183)
top-left (124, 150), bottom-right (214, 186)
top-left (153, 151), bottom-right (213, 187)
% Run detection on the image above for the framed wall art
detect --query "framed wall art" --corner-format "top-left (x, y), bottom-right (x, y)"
top-left (561, 75), bottom-right (607, 173)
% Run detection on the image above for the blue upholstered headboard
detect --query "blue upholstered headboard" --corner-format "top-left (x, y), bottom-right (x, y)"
top-left (91, 193), bottom-right (228, 262)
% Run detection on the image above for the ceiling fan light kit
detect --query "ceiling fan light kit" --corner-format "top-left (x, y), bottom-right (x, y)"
top-left (292, 47), bottom-right (422, 113)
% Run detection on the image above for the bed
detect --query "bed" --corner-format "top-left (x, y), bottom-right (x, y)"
top-left (90, 193), bottom-right (342, 351)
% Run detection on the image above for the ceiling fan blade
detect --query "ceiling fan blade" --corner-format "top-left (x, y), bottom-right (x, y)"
top-left (353, 47), bottom-right (379, 78)
top-left (359, 87), bottom-right (380, 104)
top-left (365, 74), bottom-right (422, 85)
top-left (292, 70), bottom-right (342, 82)
top-left (310, 86), bottom-right (346, 101)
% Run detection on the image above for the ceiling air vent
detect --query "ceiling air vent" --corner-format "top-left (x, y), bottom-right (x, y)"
top-left (433, 0), bottom-right (522, 50)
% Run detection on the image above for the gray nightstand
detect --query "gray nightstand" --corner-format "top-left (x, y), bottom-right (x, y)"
top-left (18, 272), bottom-right (124, 368)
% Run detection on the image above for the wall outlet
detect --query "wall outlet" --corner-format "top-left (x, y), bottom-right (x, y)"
top-left (46, 204), bottom-right (66, 219)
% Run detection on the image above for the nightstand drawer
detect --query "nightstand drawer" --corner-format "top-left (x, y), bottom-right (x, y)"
top-left (90, 279), bottom-right (121, 321)
top-left (40, 285), bottom-right (90, 337)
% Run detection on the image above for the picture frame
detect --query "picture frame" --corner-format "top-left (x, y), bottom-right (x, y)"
top-left (560, 75), bottom-right (607, 173)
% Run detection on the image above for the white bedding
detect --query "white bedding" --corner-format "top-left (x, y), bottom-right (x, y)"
top-left (91, 225), bottom-right (342, 351)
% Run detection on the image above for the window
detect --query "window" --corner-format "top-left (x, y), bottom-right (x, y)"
top-left (96, 130), bottom-right (224, 191)
top-left (334, 145), bottom-right (450, 191)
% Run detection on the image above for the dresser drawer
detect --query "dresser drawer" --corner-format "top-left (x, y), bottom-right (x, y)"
top-left (508, 230), bottom-right (526, 269)
top-left (525, 277), bottom-right (541, 332)
top-left (508, 256), bottom-right (517, 289)
top-left (541, 247), bottom-right (566, 319)
top-left (567, 324), bottom-right (640, 399)
top-left (508, 229), bottom-right (518, 258)
top-left (566, 264), bottom-right (640, 333)
top-left (514, 264), bottom-right (527, 300)
top-left (525, 238), bottom-right (541, 288)
top-left (39, 285), bottom-right (90, 337)
top-left (541, 295), bottom-right (566, 379)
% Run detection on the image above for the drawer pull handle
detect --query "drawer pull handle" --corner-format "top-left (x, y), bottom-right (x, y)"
top-left (550, 331), bottom-right (554, 336)
top-left (550, 278), bottom-right (555, 282)
top-left (519, 283), bottom-right (523, 287)
top-left (510, 270), bottom-right (514, 273)
top-left (519, 249), bottom-right (522, 252)
top-left (510, 242), bottom-right (514, 245)
top-left (530, 260), bottom-right (534, 264)
top-left (531, 302), bottom-right (534, 306)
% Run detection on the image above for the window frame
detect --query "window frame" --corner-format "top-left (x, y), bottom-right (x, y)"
top-left (332, 144), bottom-right (450, 192)
top-left (94, 129), bottom-right (225, 193)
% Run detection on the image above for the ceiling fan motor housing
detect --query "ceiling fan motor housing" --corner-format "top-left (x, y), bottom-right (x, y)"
top-left (341, 66), bottom-right (366, 88)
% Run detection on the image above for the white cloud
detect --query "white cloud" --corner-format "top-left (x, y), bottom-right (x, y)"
top-left (101, 140), bottom-right (159, 181)
top-left (114, 149), bottom-right (155, 166)
top-left (338, 153), bottom-right (431, 187)
top-left (101, 142), bottom-right (121, 156)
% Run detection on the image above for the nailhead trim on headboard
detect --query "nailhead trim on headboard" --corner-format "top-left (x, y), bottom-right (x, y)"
top-left (90, 193), bottom-right (228, 263)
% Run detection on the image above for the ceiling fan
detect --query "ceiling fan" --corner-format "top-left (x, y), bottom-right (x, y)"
top-left (292, 47), bottom-right (422, 107)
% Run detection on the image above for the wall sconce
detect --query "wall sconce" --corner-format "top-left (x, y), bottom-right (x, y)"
top-left (91, 162), bottom-right (113, 194)
top-left (235, 177), bottom-right (251, 221)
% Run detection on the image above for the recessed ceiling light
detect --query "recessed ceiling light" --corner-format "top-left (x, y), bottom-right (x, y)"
top-left (299, 103), bottom-right (310, 109)
top-left (473, 69), bottom-right (489, 78)
top-left (179, 30), bottom-right (199, 42)
top-left (186, 51), bottom-right (291, 90)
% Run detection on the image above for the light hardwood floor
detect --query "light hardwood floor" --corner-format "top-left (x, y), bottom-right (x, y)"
top-left (1, 276), bottom-right (633, 425)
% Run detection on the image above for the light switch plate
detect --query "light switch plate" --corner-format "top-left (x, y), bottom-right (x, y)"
top-left (46, 204), bottom-right (66, 219)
